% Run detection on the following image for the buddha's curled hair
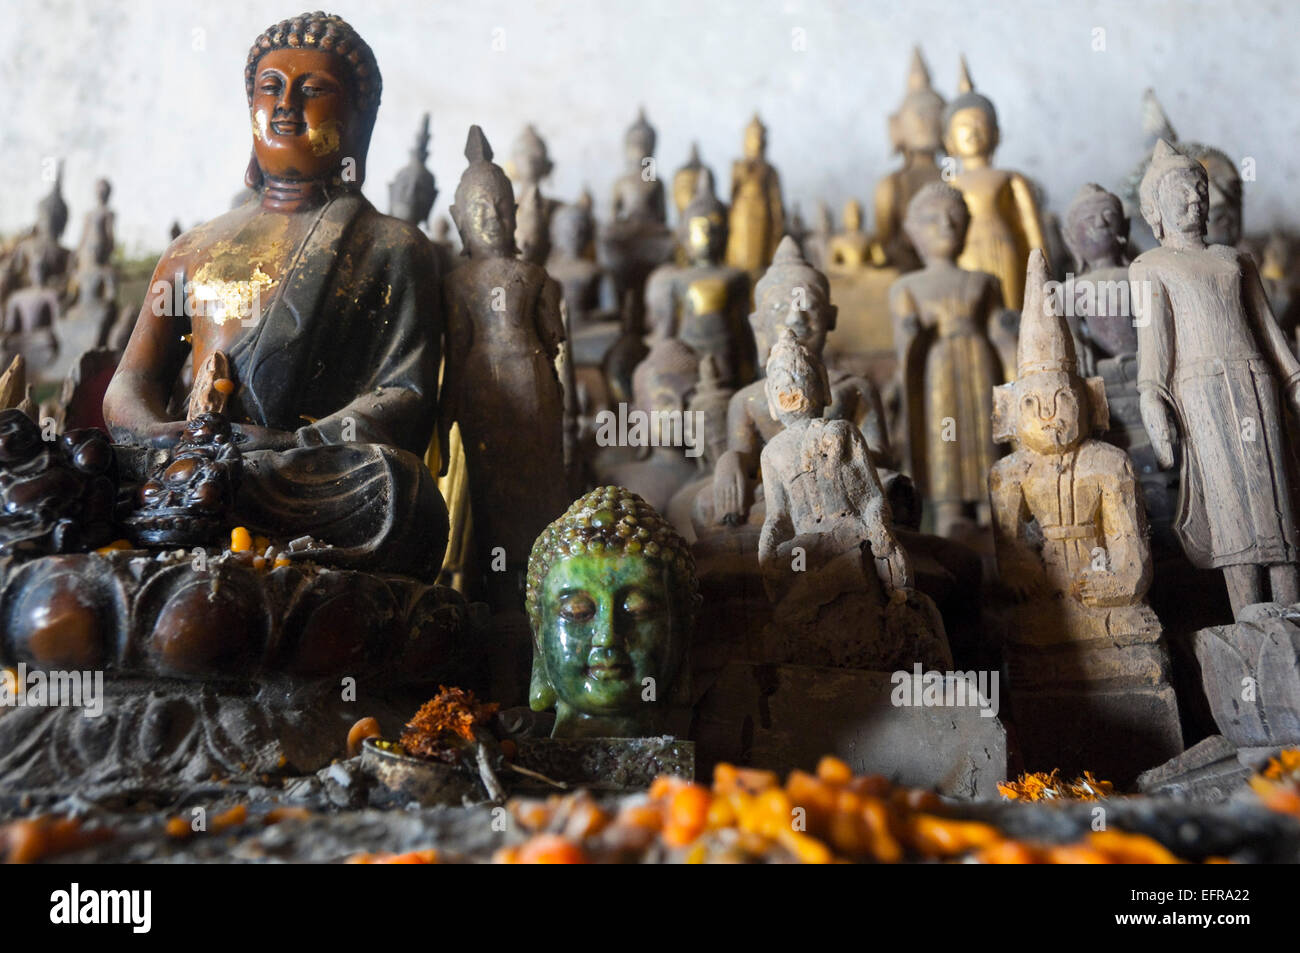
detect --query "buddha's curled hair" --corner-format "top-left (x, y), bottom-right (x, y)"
top-left (525, 486), bottom-right (700, 635)
top-left (245, 12), bottom-right (381, 121)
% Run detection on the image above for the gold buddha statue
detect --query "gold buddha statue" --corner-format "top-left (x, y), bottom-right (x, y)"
top-left (943, 56), bottom-right (1044, 311)
top-left (725, 114), bottom-right (784, 281)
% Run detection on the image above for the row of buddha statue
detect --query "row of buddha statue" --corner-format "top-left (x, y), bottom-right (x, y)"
top-left (2, 13), bottom-right (1298, 793)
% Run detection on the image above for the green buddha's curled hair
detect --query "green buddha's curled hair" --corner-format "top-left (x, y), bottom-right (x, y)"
top-left (525, 486), bottom-right (700, 633)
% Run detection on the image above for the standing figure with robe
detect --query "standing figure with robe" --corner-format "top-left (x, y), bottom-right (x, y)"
top-left (891, 182), bottom-right (1004, 537)
top-left (1134, 140), bottom-right (1300, 617)
top-left (943, 57), bottom-right (1044, 311)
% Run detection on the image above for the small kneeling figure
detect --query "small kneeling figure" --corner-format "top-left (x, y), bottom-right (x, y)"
top-left (989, 249), bottom-right (1182, 782)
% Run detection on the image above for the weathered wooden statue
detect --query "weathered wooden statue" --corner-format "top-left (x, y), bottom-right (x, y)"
top-left (758, 328), bottom-right (950, 669)
top-left (1062, 183), bottom-right (1178, 547)
top-left (704, 236), bottom-right (895, 532)
top-left (725, 114), bottom-right (785, 280)
top-left (443, 125), bottom-right (571, 599)
top-left (548, 192), bottom-right (615, 365)
top-left (943, 57), bottom-right (1044, 310)
top-left (597, 337), bottom-right (701, 515)
top-left (1134, 140), bottom-right (1300, 617)
top-left (891, 182), bottom-right (1004, 537)
top-left (990, 249), bottom-right (1181, 781)
top-left (874, 47), bottom-right (946, 272)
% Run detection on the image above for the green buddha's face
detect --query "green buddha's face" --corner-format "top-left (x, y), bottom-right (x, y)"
top-left (537, 554), bottom-right (681, 728)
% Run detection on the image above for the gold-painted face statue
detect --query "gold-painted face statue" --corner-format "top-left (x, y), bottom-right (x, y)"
top-left (945, 106), bottom-right (997, 161)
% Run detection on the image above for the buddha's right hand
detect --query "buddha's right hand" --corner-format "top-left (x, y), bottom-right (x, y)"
top-left (1139, 390), bottom-right (1176, 469)
top-left (712, 450), bottom-right (746, 524)
top-left (135, 421), bottom-right (189, 448)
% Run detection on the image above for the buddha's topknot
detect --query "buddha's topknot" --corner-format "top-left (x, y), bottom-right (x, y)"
top-left (245, 12), bottom-right (381, 121)
top-left (525, 486), bottom-right (700, 634)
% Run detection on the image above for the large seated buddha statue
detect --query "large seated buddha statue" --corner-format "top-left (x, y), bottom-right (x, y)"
top-left (103, 12), bottom-right (447, 578)
top-left (0, 14), bottom-right (468, 795)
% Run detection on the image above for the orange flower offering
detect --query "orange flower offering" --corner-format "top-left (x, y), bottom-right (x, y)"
top-left (399, 686), bottom-right (500, 762)
top-left (1248, 748), bottom-right (1300, 816)
top-left (997, 769), bottom-right (1114, 802)
top-left (489, 758), bottom-right (1210, 864)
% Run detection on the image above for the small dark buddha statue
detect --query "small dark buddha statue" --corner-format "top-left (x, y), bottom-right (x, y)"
top-left (548, 192), bottom-right (616, 366)
top-left (1, 167), bottom-right (72, 304)
top-left (387, 112), bottom-right (437, 230)
top-left (102, 12), bottom-right (447, 576)
top-left (0, 409), bottom-right (116, 556)
top-left (526, 485), bottom-right (699, 739)
top-left (442, 124), bottom-right (571, 609)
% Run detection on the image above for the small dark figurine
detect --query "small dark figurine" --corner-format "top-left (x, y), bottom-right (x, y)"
top-left (0, 409), bottom-right (115, 555)
top-left (127, 412), bottom-right (241, 547)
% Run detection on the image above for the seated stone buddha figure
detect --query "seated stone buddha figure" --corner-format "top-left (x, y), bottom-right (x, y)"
top-left (103, 13), bottom-right (447, 577)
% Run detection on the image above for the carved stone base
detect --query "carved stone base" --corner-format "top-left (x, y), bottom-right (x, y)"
top-left (0, 550), bottom-right (485, 683)
top-left (693, 663), bottom-right (1007, 799)
top-left (1193, 602), bottom-right (1300, 749)
top-left (0, 676), bottom-right (429, 798)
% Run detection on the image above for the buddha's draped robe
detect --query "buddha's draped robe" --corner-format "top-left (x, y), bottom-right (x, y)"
top-left (217, 191), bottom-right (447, 577)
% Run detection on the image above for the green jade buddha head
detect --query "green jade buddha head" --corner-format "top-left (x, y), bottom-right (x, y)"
top-left (525, 486), bottom-right (699, 739)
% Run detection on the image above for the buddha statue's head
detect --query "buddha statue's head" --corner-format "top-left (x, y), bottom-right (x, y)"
top-left (526, 486), bottom-right (699, 738)
top-left (549, 191), bottom-right (595, 260)
top-left (510, 124), bottom-right (554, 187)
top-left (751, 236), bottom-right (836, 367)
top-left (1185, 144), bottom-right (1243, 247)
top-left (1064, 183), bottom-right (1128, 270)
top-left (94, 178), bottom-right (112, 208)
top-left (388, 113), bottom-right (437, 227)
top-left (743, 114), bottom-right (768, 161)
top-left (632, 338), bottom-right (699, 450)
top-left (889, 47), bottom-right (946, 155)
top-left (903, 181), bottom-right (969, 264)
top-left (679, 169), bottom-right (727, 266)
top-left (994, 250), bottom-right (1108, 455)
top-left (944, 57), bottom-right (998, 163)
top-left (451, 125), bottom-right (518, 259)
top-left (1139, 139), bottom-right (1208, 243)
top-left (765, 327), bottom-right (830, 428)
top-left (624, 108), bottom-right (656, 167)
top-left (244, 12), bottom-right (381, 191)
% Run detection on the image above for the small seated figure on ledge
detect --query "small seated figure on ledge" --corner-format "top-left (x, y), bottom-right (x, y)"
top-left (758, 329), bottom-right (950, 670)
top-left (102, 12), bottom-right (447, 578)
top-left (526, 486), bottom-right (699, 739)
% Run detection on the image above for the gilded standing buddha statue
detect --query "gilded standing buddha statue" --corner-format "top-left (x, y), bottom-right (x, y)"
top-left (944, 57), bottom-right (1044, 311)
